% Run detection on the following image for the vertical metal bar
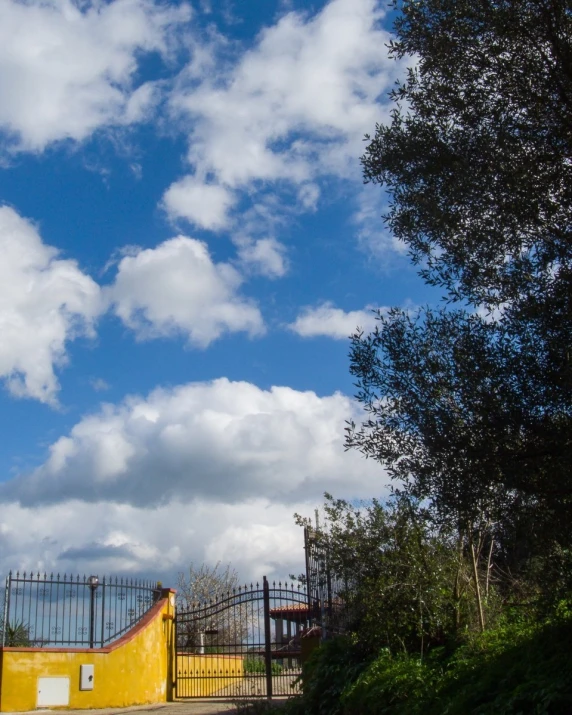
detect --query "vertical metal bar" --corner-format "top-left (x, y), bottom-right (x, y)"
top-left (174, 610), bottom-right (178, 699)
top-left (67, 576), bottom-right (72, 647)
top-left (27, 575), bottom-right (33, 643)
top-left (120, 578), bottom-right (125, 636)
top-left (326, 553), bottom-right (333, 639)
top-left (114, 577), bottom-right (118, 642)
top-left (40, 574), bottom-right (46, 645)
top-left (263, 576), bottom-right (272, 700)
top-left (48, 574), bottom-right (54, 646)
top-left (2, 574), bottom-right (10, 646)
top-left (74, 575), bottom-right (79, 645)
top-left (12, 572), bottom-right (18, 630)
top-left (89, 584), bottom-right (96, 649)
top-left (34, 574), bottom-right (40, 646)
top-left (304, 526), bottom-right (312, 619)
top-left (100, 577), bottom-right (106, 647)
top-left (81, 576), bottom-right (87, 646)
top-left (54, 574), bottom-right (60, 645)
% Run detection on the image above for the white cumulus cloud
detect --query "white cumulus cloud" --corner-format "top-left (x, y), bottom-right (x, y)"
top-left (0, 498), bottom-right (329, 584)
top-left (106, 236), bottom-right (264, 347)
top-left (0, 206), bottom-right (101, 403)
top-left (0, 0), bottom-right (190, 152)
top-left (164, 0), bottom-right (401, 238)
top-left (1, 378), bottom-right (382, 508)
top-left (236, 237), bottom-right (288, 278)
top-left (289, 302), bottom-right (380, 339)
top-left (162, 176), bottom-right (237, 231)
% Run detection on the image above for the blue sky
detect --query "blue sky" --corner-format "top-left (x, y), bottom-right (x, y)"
top-left (0, 0), bottom-right (435, 585)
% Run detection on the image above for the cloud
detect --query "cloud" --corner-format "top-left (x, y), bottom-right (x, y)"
top-left (90, 378), bottom-right (111, 393)
top-left (0, 211), bottom-right (267, 405)
top-left (58, 542), bottom-right (135, 562)
top-left (236, 237), bottom-right (288, 278)
top-left (162, 176), bottom-right (237, 231)
top-left (1, 378), bottom-right (383, 509)
top-left (0, 377), bottom-right (389, 581)
top-left (289, 302), bottom-right (380, 339)
top-left (164, 0), bottom-right (401, 234)
top-left (353, 185), bottom-right (407, 259)
top-left (0, 498), bottom-right (336, 584)
top-left (106, 236), bottom-right (264, 347)
top-left (0, 0), bottom-right (190, 152)
top-left (0, 206), bottom-right (101, 403)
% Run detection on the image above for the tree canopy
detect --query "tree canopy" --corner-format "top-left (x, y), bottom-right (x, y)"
top-left (362, 0), bottom-right (572, 307)
top-left (287, 3), bottom-right (572, 712)
top-left (349, 0), bottom-right (572, 574)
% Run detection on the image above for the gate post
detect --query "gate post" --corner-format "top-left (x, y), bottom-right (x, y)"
top-left (263, 576), bottom-right (273, 700)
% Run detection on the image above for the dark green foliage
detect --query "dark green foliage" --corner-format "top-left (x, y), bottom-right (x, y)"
top-left (350, 0), bottom-right (572, 595)
top-left (1, 619), bottom-right (34, 647)
top-left (288, 637), bottom-right (367, 715)
top-left (288, 614), bottom-right (572, 714)
top-left (243, 657), bottom-right (282, 675)
top-left (357, 0), bottom-right (572, 529)
top-left (363, 0), bottom-right (572, 309)
top-left (433, 616), bottom-right (572, 714)
top-left (346, 303), bottom-right (572, 556)
top-left (303, 494), bottom-right (478, 655)
top-left (289, 1), bottom-right (572, 712)
top-left (341, 649), bottom-right (439, 715)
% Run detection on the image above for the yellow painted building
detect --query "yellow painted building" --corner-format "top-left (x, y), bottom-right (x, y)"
top-left (0, 588), bottom-right (176, 712)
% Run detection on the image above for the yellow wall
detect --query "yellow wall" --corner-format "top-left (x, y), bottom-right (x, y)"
top-left (0, 589), bottom-right (175, 712)
top-left (176, 654), bottom-right (244, 697)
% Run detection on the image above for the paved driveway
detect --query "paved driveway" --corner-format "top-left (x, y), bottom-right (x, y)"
top-left (9, 700), bottom-right (289, 715)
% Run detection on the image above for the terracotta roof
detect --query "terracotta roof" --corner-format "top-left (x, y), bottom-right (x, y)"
top-left (269, 603), bottom-right (310, 619)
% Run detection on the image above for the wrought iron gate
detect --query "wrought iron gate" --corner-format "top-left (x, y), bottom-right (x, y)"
top-left (175, 576), bottom-right (308, 699)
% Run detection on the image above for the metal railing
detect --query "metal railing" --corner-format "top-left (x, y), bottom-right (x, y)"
top-left (304, 526), bottom-right (349, 638)
top-left (1, 572), bottom-right (161, 648)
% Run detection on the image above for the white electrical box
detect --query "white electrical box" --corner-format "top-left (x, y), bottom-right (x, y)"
top-left (37, 677), bottom-right (70, 707)
top-left (80, 664), bottom-right (95, 691)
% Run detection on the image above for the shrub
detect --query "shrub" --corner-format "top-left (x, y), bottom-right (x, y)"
top-left (2, 620), bottom-right (35, 647)
top-left (289, 636), bottom-right (368, 715)
top-left (342, 649), bottom-right (442, 715)
top-left (343, 615), bottom-right (572, 715)
top-left (244, 657), bottom-right (283, 676)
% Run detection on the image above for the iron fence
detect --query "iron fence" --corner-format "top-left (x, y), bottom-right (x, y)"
top-left (1, 572), bottom-right (161, 648)
top-left (304, 526), bottom-right (349, 637)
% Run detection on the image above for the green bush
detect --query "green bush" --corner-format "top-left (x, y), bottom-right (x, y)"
top-left (434, 616), bottom-right (572, 714)
top-left (244, 657), bottom-right (283, 675)
top-left (1, 620), bottom-right (35, 647)
top-left (342, 649), bottom-right (440, 715)
top-left (287, 636), bottom-right (368, 715)
top-left (341, 615), bottom-right (572, 715)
